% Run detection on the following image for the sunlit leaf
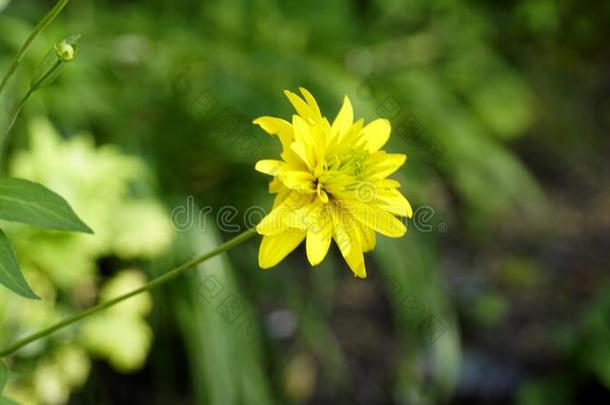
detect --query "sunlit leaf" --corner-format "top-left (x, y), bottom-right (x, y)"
top-left (0, 177), bottom-right (92, 233)
top-left (0, 229), bottom-right (39, 299)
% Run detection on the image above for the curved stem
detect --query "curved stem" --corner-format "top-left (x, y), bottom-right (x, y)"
top-left (0, 90), bottom-right (32, 144)
top-left (0, 0), bottom-right (71, 96)
top-left (0, 90), bottom-right (31, 171)
top-left (0, 228), bottom-right (258, 357)
top-left (0, 59), bottom-right (62, 147)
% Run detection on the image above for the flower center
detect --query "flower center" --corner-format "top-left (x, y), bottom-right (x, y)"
top-left (313, 150), bottom-right (369, 203)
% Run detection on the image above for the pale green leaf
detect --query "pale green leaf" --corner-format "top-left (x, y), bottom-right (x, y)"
top-left (0, 229), bottom-right (39, 299)
top-left (0, 177), bottom-right (92, 233)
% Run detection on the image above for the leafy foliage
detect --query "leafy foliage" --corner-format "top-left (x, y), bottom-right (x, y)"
top-left (0, 178), bottom-right (91, 234)
top-left (0, 176), bottom-right (91, 298)
top-left (0, 229), bottom-right (38, 299)
top-left (0, 121), bottom-right (172, 404)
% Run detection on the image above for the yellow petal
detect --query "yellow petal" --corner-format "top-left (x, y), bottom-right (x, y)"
top-left (272, 188), bottom-right (292, 209)
top-left (316, 183), bottom-right (329, 203)
top-left (331, 208), bottom-right (351, 256)
top-left (377, 189), bottom-right (413, 218)
top-left (291, 115), bottom-right (316, 168)
top-left (284, 90), bottom-right (317, 121)
top-left (283, 203), bottom-right (315, 230)
top-left (306, 207), bottom-right (332, 266)
top-left (253, 116), bottom-right (293, 149)
top-left (345, 237), bottom-right (366, 278)
top-left (299, 87), bottom-right (322, 118)
top-left (345, 202), bottom-right (406, 237)
top-left (282, 191), bottom-right (317, 208)
top-left (360, 118), bottom-right (391, 152)
top-left (258, 230), bottom-right (306, 269)
top-left (331, 119), bottom-right (364, 154)
top-left (357, 223), bottom-right (376, 253)
top-left (279, 170), bottom-right (316, 193)
top-left (255, 159), bottom-right (285, 176)
top-left (334, 223), bottom-right (366, 278)
top-left (268, 177), bottom-right (283, 193)
top-left (376, 178), bottom-right (401, 189)
top-left (257, 205), bottom-right (291, 235)
top-left (366, 153), bottom-right (406, 179)
top-left (259, 193), bottom-right (317, 233)
top-left (290, 142), bottom-right (312, 170)
top-left (331, 96), bottom-right (354, 136)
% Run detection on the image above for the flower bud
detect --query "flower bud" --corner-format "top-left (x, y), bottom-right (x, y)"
top-left (55, 41), bottom-right (75, 62)
top-left (30, 34), bottom-right (81, 89)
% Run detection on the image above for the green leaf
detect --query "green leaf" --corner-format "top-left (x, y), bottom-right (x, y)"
top-left (0, 229), bottom-right (39, 299)
top-left (0, 177), bottom-right (92, 233)
top-left (0, 361), bottom-right (7, 393)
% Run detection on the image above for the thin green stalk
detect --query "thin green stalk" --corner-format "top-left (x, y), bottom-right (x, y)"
top-left (1, 90), bottom-right (32, 143)
top-left (0, 58), bottom-right (63, 170)
top-left (0, 228), bottom-right (258, 357)
top-left (0, 59), bottom-right (62, 144)
top-left (0, 0), bottom-right (71, 96)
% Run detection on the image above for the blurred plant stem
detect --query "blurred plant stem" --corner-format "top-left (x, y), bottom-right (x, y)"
top-left (0, 228), bottom-right (258, 358)
top-left (0, 60), bottom-right (61, 144)
top-left (0, 42), bottom-right (73, 167)
top-left (0, 0), bottom-right (71, 96)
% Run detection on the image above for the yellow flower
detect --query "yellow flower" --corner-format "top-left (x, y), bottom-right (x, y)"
top-left (254, 88), bottom-right (413, 278)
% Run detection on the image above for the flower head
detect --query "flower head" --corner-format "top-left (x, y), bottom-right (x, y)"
top-left (254, 88), bottom-right (413, 278)
top-left (55, 41), bottom-right (75, 62)
top-left (54, 34), bottom-right (81, 63)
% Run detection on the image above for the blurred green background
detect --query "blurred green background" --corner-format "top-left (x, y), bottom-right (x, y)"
top-left (0, 0), bottom-right (609, 404)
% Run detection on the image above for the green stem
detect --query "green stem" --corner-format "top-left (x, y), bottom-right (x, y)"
top-left (0, 228), bottom-right (258, 358)
top-left (0, 0), bottom-right (71, 96)
top-left (0, 59), bottom-right (63, 169)
top-left (1, 90), bottom-right (33, 144)
top-left (0, 59), bottom-right (62, 145)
